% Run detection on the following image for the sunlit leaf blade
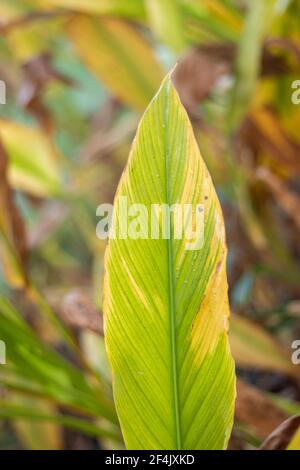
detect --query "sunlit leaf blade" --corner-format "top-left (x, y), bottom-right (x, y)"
top-left (0, 121), bottom-right (62, 197)
top-left (67, 15), bottom-right (163, 111)
top-left (104, 74), bottom-right (236, 450)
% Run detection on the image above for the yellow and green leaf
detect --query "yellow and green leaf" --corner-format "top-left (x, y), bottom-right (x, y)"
top-left (12, 397), bottom-right (63, 450)
top-left (145, 0), bottom-right (186, 52)
top-left (37, 0), bottom-right (145, 18)
top-left (104, 74), bottom-right (236, 450)
top-left (0, 120), bottom-right (62, 197)
top-left (67, 15), bottom-right (163, 111)
top-left (287, 425), bottom-right (300, 450)
top-left (227, 0), bottom-right (277, 131)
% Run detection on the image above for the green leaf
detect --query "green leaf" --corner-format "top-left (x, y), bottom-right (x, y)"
top-left (0, 400), bottom-right (120, 442)
top-left (10, 396), bottom-right (63, 450)
top-left (145, 0), bottom-right (186, 52)
top-left (67, 14), bottom-right (163, 111)
top-left (37, 0), bottom-right (145, 18)
top-left (226, 0), bottom-right (277, 131)
top-left (104, 74), bottom-right (236, 450)
top-left (181, 0), bottom-right (241, 43)
top-left (0, 297), bottom-right (117, 424)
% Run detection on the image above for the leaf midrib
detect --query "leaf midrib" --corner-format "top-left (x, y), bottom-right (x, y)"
top-left (163, 82), bottom-right (181, 449)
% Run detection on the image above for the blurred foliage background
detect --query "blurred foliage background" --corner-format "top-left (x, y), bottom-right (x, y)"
top-left (0, 0), bottom-right (300, 450)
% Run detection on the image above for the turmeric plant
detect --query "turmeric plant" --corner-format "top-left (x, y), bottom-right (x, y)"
top-left (104, 74), bottom-right (236, 450)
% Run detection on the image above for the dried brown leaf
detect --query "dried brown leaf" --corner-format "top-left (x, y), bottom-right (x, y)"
top-left (173, 44), bottom-right (290, 116)
top-left (257, 167), bottom-right (300, 232)
top-left (173, 46), bottom-right (229, 114)
top-left (260, 415), bottom-right (300, 450)
top-left (236, 380), bottom-right (289, 440)
top-left (246, 107), bottom-right (300, 174)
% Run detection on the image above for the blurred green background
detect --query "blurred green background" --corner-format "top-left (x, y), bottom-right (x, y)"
top-left (0, 0), bottom-right (300, 449)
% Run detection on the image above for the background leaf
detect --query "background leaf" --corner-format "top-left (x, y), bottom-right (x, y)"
top-left (67, 14), bottom-right (163, 111)
top-left (0, 138), bottom-right (27, 287)
top-left (145, 0), bottom-right (186, 52)
top-left (230, 315), bottom-right (298, 380)
top-left (227, 0), bottom-right (277, 130)
top-left (260, 415), bottom-right (300, 450)
top-left (37, 0), bottom-right (145, 18)
top-left (0, 120), bottom-right (62, 197)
